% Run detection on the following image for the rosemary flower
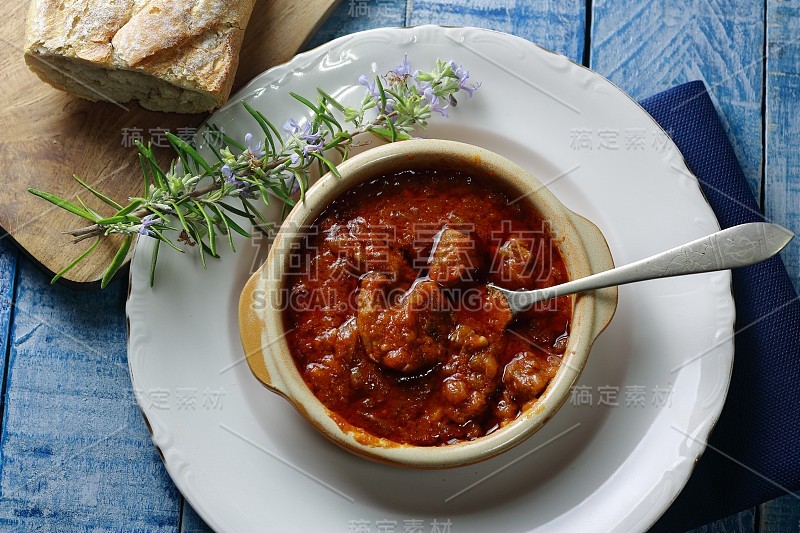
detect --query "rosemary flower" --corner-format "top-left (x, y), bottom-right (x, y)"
top-left (138, 214), bottom-right (157, 236)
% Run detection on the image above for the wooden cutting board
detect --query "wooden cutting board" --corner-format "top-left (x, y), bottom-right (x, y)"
top-left (0, 0), bottom-right (340, 286)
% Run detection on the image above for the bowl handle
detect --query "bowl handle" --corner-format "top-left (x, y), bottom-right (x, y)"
top-left (568, 212), bottom-right (619, 341)
top-left (238, 270), bottom-right (277, 391)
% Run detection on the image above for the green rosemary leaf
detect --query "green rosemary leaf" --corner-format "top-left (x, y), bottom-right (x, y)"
top-left (221, 212), bottom-right (251, 238)
top-left (194, 201), bottom-right (216, 257)
top-left (138, 153), bottom-right (151, 192)
top-left (310, 153), bottom-right (341, 178)
top-left (135, 141), bottom-right (167, 189)
top-left (28, 189), bottom-right (96, 222)
top-left (217, 201), bottom-right (251, 218)
top-left (259, 184), bottom-right (271, 207)
top-left (144, 205), bottom-right (170, 222)
top-left (186, 221), bottom-right (207, 269)
top-left (383, 86), bottom-right (401, 98)
top-left (199, 239), bottom-right (218, 259)
top-left (367, 127), bottom-right (394, 143)
top-left (149, 239), bottom-right (160, 288)
top-left (317, 112), bottom-right (342, 135)
top-left (273, 186), bottom-right (295, 206)
top-left (101, 234), bottom-right (133, 289)
top-left (375, 76), bottom-right (389, 111)
top-left (386, 114), bottom-right (398, 142)
top-left (323, 137), bottom-right (348, 151)
top-left (317, 88), bottom-right (346, 112)
top-left (115, 199), bottom-right (144, 217)
top-left (168, 201), bottom-right (192, 236)
top-left (290, 92), bottom-right (321, 115)
top-left (171, 144), bottom-right (193, 176)
top-left (156, 225), bottom-right (183, 233)
top-left (296, 170), bottom-right (307, 203)
top-left (201, 133), bottom-right (224, 163)
top-left (51, 238), bottom-right (101, 284)
top-left (242, 101), bottom-right (276, 157)
top-left (166, 132), bottom-right (212, 174)
top-left (208, 123), bottom-right (245, 151)
top-left (72, 174), bottom-right (123, 210)
top-left (242, 198), bottom-right (272, 228)
top-left (262, 115), bottom-right (283, 147)
top-left (151, 228), bottom-right (184, 253)
top-left (95, 214), bottom-right (140, 225)
top-left (75, 196), bottom-right (101, 221)
top-left (211, 205), bottom-right (238, 252)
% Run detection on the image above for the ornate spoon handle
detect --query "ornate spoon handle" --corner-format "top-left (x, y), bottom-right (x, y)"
top-left (492, 222), bottom-right (794, 314)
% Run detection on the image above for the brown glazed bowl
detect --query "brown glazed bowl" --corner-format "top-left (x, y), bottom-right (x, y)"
top-left (239, 139), bottom-right (617, 468)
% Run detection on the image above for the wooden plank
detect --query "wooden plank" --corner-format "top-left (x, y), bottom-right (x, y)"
top-left (305, 0), bottom-right (410, 49)
top-left (760, 494), bottom-right (800, 532)
top-left (687, 508), bottom-right (756, 533)
top-left (764, 0), bottom-right (800, 293)
top-left (408, 0), bottom-right (587, 63)
top-left (0, 260), bottom-right (181, 530)
top-left (0, 239), bottom-right (19, 401)
top-left (761, 0), bottom-right (800, 524)
top-left (590, 0), bottom-right (764, 197)
top-left (0, 0), bottom-right (339, 286)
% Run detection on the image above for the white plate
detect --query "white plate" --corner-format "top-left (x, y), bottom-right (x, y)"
top-left (128, 26), bottom-right (735, 533)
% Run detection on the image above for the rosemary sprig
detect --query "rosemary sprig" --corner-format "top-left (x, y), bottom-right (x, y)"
top-left (29, 58), bottom-right (480, 288)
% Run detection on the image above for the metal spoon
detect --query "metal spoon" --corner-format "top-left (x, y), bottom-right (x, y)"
top-left (491, 222), bottom-right (794, 314)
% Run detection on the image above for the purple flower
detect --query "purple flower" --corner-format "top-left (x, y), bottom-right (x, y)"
top-left (283, 118), bottom-right (302, 135)
top-left (392, 55), bottom-right (411, 77)
top-left (221, 163), bottom-right (234, 179)
top-left (284, 118), bottom-right (324, 165)
top-left (284, 119), bottom-right (322, 144)
top-left (244, 132), bottom-right (266, 158)
top-left (423, 86), bottom-right (449, 117)
top-left (302, 141), bottom-right (322, 158)
top-left (222, 163), bottom-right (253, 195)
top-left (450, 61), bottom-right (480, 97)
top-left (300, 127), bottom-right (322, 145)
top-left (358, 74), bottom-right (380, 99)
top-left (138, 214), bottom-right (157, 236)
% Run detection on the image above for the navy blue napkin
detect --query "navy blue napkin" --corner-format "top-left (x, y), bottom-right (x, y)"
top-left (637, 82), bottom-right (800, 531)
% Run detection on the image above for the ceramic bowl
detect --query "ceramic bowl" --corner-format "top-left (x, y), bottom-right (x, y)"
top-left (238, 139), bottom-right (617, 468)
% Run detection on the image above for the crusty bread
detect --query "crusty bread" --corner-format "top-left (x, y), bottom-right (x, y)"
top-left (24, 0), bottom-right (256, 114)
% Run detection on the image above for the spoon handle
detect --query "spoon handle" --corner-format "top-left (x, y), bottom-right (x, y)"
top-left (496, 222), bottom-right (794, 312)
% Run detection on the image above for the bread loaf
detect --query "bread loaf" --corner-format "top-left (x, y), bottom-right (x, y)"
top-left (24, 0), bottom-right (257, 114)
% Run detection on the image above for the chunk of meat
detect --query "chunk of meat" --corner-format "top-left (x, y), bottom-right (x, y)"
top-left (357, 274), bottom-right (451, 373)
top-left (324, 218), bottom-right (414, 282)
top-left (428, 228), bottom-right (481, 285)
top-left (436, 288), bottom-right (511, 425)
top-left (495, 237), bottom-right (534, 289)
top-left (502, 352), bottom-right (559, 403)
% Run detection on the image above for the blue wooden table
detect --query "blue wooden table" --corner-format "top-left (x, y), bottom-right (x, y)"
top-left (1, 1), bottom-right (798, 531)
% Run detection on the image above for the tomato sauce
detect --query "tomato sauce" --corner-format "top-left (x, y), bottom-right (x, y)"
top-left (284, 169), bottom-right (571, 446)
